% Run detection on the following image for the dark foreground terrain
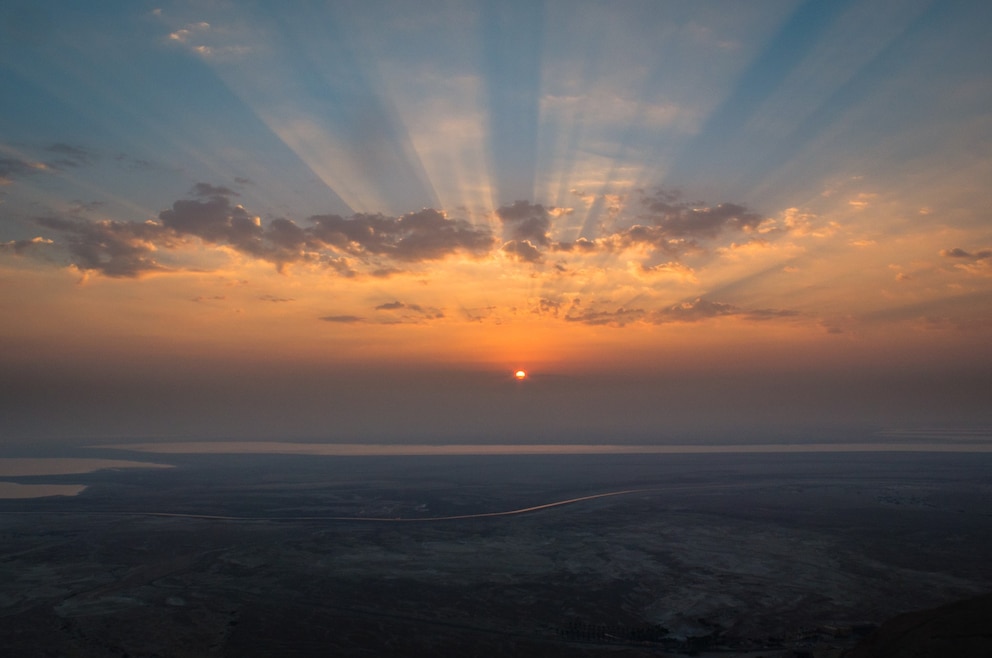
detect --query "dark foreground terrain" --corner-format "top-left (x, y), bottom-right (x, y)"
top-left (1, 450), bottom-right (990, 657)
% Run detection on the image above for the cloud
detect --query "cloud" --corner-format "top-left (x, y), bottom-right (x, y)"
top-left (941, 247), bottom-right (992, 277)
top-left (639, 261), bottom-right (698, 282)
top-left (590, 189), bottom-right (770, 260)
top-left (535, 298), bottom-right (562, 317)
top-left (159, 191), bottom-right (494, 269)
top-left (318, 315), bottom-right (364, 323)
top-left (638, 189), bottom-right (765, 239)
top-left (941, 247), bottom-right (991, 260)
top-left (565, 307), bottom-right (645, 327)
top-left (164, 18), bottom-right (250, 58)
top-left (502, 239), bottom-right (543, 263)
top-left (649, 297), bottom-right (800, 324)
top-left (45, 143), bottom-right (94, 169)
top-left (28, 185), bottom-right (787, 291)
top-left (554, 237), bottom-right (598, 253)
top-left (0, 236), bottom-right (53, 255)
top-left (373, 300), bottom-right (444, 321)
top-left (191, 182), bottom-right (238, 198)
top-left (0, 156), bottom-right (47, 183)
top-left (310, 208), bottom-right (494, 262)
top-left (33, 187), bottom-right (493, 277)
top-left (157, 194), bottom-right (306, 267)
top-left (3, 144), bottom-right (166, 185)
top-left (168, 21), bottom-right (211, 44)
top-left (34, 215), bottom-right (171, 277)
top-left (496, 200), bottom-right (554, 247)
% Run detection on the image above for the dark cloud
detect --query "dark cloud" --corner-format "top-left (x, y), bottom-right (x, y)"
top-left (45, 143), bottom-right (93, 168)
top-left (502, 239), bottom-right (542, 263)
top-left (157, 193), bottom-right (316, 269)
top-left (941, 247), bottom-right (991, 260)
top-left (0, 156), bottom-right (44, 182)
top-left (34, 215), bottom-right (171, 277)
top-left (191, 182), bottom-right (238, 198)
top-left (160, 195), bottom-right (263, 247)
top-left (310, 208), bottom-right (493, 262)
top-left (0, 236), bottom-right (53, 255)
top-left (496, 200), bottom-right (553, 247)
top-left (555, 237), bottom-right (598, 253)
top-left (4, 144), bottom-right (162, 183)
top-left (940, 247), bottom-right (992, 277)
top-left (619, 190), bottom-right (766, 253)
top-left (744, 307), bottom-right (801, 321)
top-left (374, 300), bottom-right (444, 320)
top-left (318, 315), bottom-right (364, 323)
top-left (27, 185), bottom-right (769, 281)
top-left (650, 297), bottom-right (799, 323)
top-left (654, 298), bottom-right (739, 321)
top-left (258, 295), bottom-right (294, 303)
top-left (536, 298), bottom-right (562, 316)
top-left (559, 297), bottom-right (799, 327)
top-left (565, 306), bottom-right (645, 327)
top-left (265, 218), bottom-right (308, 249)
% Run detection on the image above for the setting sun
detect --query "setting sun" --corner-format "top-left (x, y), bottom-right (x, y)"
top-left (514, 370), bottom-right (527, 380)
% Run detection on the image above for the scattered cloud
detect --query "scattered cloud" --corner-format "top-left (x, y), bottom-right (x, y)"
top-left (310, 208), bottom-right (494, 262)
top-left (848, 192), bottom-right (877, 209)
top-left (594, 189), bottom-right (771, 260)
top-left (34, 215), bottom-right (171, 277)
top-left (318, 315), bottom-right (364, 323)
top-left (534, 298), bottom-right (563, 317)
top-left (31, 185), bottom-right (497, 277)
top-left (496, 200), bottom-right (554, 247)
top-left (639, 261), bottom-right (698, 282)
top-left (373, 300), bottom-right (444, 321)
top-left (638, 189), bottom-right (765, 239)
top-left (502, 239), bottom-right (543, 263)
top-left (164, 18), bottom-right (250, 58)
top-left (0, 236), bottom-right (54, 255)
top-left (0, 156), bottom-right (47, 183)
top-left (191, 182), bottom-right (238, 198)
top-left (26, 184), bottom-right (783, 280)
top-left (941, 247), bottom-right (991, 260)
top-left (776, 208), bottom-right (836, 239)
top-left (649, 298), bottom-right (799, 324)
top-left (941, 247), bottom-right (992, 277)
top-left (15, 185), bottom-right (819, 328)
top-left (565, 306), bottom-right (645, 327)
top-left (45, 143), bottom-right (94, 169)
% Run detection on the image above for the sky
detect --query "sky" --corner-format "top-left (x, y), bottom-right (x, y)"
top-left (1, 0), bottom-right (991, 446)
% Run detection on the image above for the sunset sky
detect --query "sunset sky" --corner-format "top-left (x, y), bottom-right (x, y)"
top-left (2, 1), bottom-right (990, 445)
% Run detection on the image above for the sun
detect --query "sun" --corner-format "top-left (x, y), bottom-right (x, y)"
top-left (514, 369), bottom-right (527, 380)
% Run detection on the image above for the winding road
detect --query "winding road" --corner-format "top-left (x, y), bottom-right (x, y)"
top-left (120, 487), bottom-right (660, 523)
